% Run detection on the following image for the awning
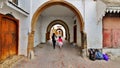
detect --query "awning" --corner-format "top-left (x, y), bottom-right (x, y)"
top-left (106, 7), bottom-right (120, 13)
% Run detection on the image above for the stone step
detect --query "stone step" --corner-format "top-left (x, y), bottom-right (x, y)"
top-left (0, 55), bottom-right (24, 68)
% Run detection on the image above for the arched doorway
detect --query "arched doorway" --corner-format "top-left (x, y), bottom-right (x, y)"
top-left (56, 28), bottom-right (64, 37)
top-left (28, 0), bottom-right (85, 54)
top-left (50, 25), bottom-right (65, 40)
top-left (46, 20), bottom-right (69, 42)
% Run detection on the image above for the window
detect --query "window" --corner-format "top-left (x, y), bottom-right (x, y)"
top-left (13, 0), bottom-right (18, 5)
top-left (9, 0), bottom-right (18, 5)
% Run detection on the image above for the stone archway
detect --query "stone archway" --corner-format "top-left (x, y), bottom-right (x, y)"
top-left (28, 0), bottom-right (86, 56)
top-left (56, 29), bottom-right (63, 37)
top-left (46, 20), bottom-right (70, 42)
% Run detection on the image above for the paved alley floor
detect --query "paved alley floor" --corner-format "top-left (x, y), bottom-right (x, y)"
top-left (12, 41), bottom-right (120, 68)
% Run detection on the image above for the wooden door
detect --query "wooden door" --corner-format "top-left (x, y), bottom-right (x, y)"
top-left (73, 25), bottom-right (77, 43)
top-left (46, 32), bottom-right (50, 41)
top-left (112, 29), bottom-right (120, 48)
top-left (103, 29), bottom-right (112, 48)
top-left (103, 17), bottom-right (120, 48)
top-left (0, 14), bottom-right (18, 61)
top-left (0, 15), bottom-right (2, 61)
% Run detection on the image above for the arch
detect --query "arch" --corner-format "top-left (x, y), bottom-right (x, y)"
top-left (56, 28), bottom-right (64, 37)
top-left (28, 0), bottom-right (86, 55)
top-left (5, 13), bottom-right (15, 18)
top-left (31, 1), bottom-right (84, 32)
top-left (46, 20), bottom-right (70, 41)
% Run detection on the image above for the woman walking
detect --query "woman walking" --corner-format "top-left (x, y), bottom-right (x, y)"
top-left (57, 36), bottom-right (63, 49)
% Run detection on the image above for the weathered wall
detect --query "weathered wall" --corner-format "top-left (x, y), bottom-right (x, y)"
top-left (34, 16), bottom-right (43, 46)
top-left (85, 0), bottom-right (102, 48)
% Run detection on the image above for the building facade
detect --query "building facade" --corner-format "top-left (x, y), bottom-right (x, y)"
top-left (0, 0), bottom-right (120, 61)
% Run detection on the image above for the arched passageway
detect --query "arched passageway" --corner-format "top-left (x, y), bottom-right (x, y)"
top-left (46, 20), bottom-right (70, 42)
top-left (28, 0), bottom-right (85, 55)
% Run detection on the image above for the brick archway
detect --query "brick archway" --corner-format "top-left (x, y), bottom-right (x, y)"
top-left (28, 0), bottom-right (85, 54)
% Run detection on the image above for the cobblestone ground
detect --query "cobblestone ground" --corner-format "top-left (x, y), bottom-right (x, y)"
top-left (13, 41), bottom-right (120, 68)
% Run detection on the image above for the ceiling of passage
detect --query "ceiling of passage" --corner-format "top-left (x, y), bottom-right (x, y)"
top-left (41, 5), bottom-right (75, 17)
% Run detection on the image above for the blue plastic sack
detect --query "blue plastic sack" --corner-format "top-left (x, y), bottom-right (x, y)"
top-left (96, 52), bottom-right (103, 60)
top-left (103, 54), bottom-right (109, 61)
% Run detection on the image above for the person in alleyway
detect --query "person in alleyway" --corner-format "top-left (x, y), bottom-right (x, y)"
top-left (57, 36), bottom-right (63, 49)
top-left (52, 33), bottom-right (57, 49)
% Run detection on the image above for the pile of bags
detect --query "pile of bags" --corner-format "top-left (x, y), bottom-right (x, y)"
top-left (88, 49), bottom-right (109, 61)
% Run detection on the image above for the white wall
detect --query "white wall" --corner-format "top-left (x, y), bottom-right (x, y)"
top-left (85, 0), bottom-right (102, 49)
top-left (34, 16), bottom-right (43, 46)
top-left (0, 2), bottom-right (30, 56)
top-left (66, 0), bottom-right (84, 19)
top-left (103, 49), bottom-right (120, 56)
top-left (31, 0), bottom-right (48, 20)
top-left (18, 0), bottom-right (30, 12)
top-left (96, 0), bottom-right (106, 22)
top-left (76, 18), bottom-right (81, 47)
top-left (34, 16), bottom-right (74, 47)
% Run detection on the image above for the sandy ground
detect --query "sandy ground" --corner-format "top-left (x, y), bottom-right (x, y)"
top-left (12, 41), bottom-right (120, 68)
